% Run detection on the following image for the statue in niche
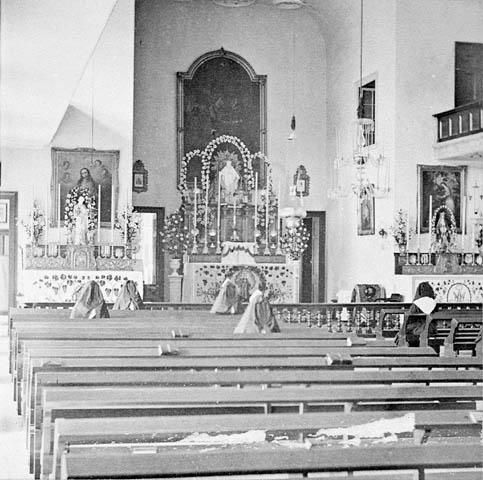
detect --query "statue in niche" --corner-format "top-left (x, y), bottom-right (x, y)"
top-left (219, 158), bottom-right (240, 203)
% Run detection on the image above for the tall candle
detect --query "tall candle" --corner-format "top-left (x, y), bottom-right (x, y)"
top-left (111, 185), bottom-right (114, 244)
top-left (416, 186), bottom-right (420, 250)
top-left (124, 191), bottom-right (129, 243)
top-left (406, 200), bottom-right (410, 251)
top-left (265, 176), bottom-right (270, 246)
top-left (461, 195), bottom-right (466, 250)
top-left (428, 195), bottom-right (433, 253)
top-left (45, 188), bottom-right (49, 244)
top-left (57, 183), bottom-right (61, 243)
top-left (254, 172), bottom-right (258, 242)
top-left (194, 177), bottom-right (198, 232)
top-left (232, 195), bottom-right (236, 227)
top-left (204, 184), bottom-right (209, 245)
top-left (97, 185), bottom-right (101, 243)
top-left (472, 222), bottom-right (476, 253)
top-left (217, 172), bottom-right (221, 244)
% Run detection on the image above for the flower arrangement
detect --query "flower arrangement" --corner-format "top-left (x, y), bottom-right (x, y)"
top-left (64, 187), bottom-right (97, 232)
top-left (389, 209), bottom-right (413, 248)
top-left (159, 209), bottom-right (190, 258)
top-left (178, 135), bottom-right (270, 199)
top-left (21, 201), bottom-right (45, 245)
top-left (280, 222), bottom-right (310, 260)
top-left (115, 205), bottom-right (141, 245)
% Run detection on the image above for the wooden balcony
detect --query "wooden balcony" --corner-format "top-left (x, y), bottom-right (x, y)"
top-left (434, 100), bottom-right (483, 142)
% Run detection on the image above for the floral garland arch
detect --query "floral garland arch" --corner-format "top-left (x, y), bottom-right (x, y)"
top-left (64, 187), bottom-right (97, 232)
top-left (178, 135), bottom-right (272, 199)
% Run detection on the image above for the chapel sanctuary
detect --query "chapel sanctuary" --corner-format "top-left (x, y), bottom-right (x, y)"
top-left (0, 0), bottom-right (482, 479)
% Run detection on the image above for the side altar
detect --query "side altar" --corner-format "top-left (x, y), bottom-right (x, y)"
top-left (20, 245), bottom-right (143, 304)
top-left (172, 135), bottom-right (307, 304)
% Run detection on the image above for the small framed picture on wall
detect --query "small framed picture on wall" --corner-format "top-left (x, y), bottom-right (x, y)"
top-left (357, 196), bottom-right (375, 236)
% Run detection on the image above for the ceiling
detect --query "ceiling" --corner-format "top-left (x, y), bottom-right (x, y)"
top-left (0, 0), bottom-right (348, 149)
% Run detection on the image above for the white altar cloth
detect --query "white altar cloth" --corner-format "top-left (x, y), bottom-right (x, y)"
top-left (19, 269), bottom-right (144, 304)
top-left (182, 261), bottom-right (299, 304)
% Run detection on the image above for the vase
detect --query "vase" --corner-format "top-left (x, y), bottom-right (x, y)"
top-left (169, 257), bottom-right (182, 276)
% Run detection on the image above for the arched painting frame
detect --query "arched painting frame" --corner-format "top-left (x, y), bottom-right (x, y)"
top-left (177, 48), bottom-right (267, 185)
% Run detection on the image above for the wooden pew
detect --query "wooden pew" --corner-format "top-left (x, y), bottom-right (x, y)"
top-left (59, 442), bottom-right (483, 480)
top-left (423, 311), bottom-right (483, 355)
top-left (18, 343), bottom-right (436, 412)
top-left (28, 367), bottom-right (483, 463)
top-left (35, 383), bottom-right (483, 479)
top-left (48, 410), bottom-right (482, 480)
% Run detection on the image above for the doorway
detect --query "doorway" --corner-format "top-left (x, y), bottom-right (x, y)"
top-left (300, 211), bottom-right (326, 303)
top-left (133, 206), bottom-right (164, 302)
top-left (0, 192), bottom-right (18, 313)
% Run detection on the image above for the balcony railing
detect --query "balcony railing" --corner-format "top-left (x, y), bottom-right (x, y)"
top-left (434, 100), bottom-right (483, 142)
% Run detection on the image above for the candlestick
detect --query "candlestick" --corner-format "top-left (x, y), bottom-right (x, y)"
top-left (406, 200), bottom-right (410, 257)
top-left (203, 183), bottom-right (209, 254)
top-left (264, 174), bottom-right (270, 255)
top-left (428, 195), bottom-right (433, 254)
top-left (111, 185), bottom-right (114, 244)
top-left (98, 185), bottom-right (101, 244)
top-left (416, 185), bottom-right (420, 251)
top-left (461, 195), bottom-right (466, 251)
top-left (45, 188), bottom-right (49, 245)
top-left (276, 180), bottom-right (282, 255)
top-left (216, 172), bottom-right (221, 254)
top-left (254, 172), bottom-right (258, 241)
top-left (57, 183), bottom-right (61, 243)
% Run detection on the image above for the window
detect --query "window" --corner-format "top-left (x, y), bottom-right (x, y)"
top-left (359, 80), bottom-right (375, 146)
top-left (455, 42), bottom-right (483, 107)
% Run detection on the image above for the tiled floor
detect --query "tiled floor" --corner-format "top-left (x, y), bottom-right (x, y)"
top-left (0, 316), bottom-right (32, 479)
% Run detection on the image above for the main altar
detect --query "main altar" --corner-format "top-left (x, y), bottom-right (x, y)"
top-left (171, 135), bottom-right (306, 304)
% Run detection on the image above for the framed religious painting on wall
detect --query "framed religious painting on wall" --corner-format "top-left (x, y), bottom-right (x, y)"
top-left (51, 148), bottom-right (119, 227)
top-left (357, 196), bottom-right (375, 235)
top-left (418, 165), bottom-right (466, 233)
top-left (177, 48), bottom-right (267, 187)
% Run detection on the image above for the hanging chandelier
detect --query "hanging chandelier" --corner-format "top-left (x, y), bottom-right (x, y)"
top-left (328, 0), bottom-right (389, 203)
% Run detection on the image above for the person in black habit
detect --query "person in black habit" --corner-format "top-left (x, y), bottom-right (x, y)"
top-left (210, 271), bottom-right (241, 314)
top-left (395, 281), bottom-right (437, 347)
top-left (112, 280), bottom-right (143, 310)
top-left (70, 280), bottom-right (110, 319)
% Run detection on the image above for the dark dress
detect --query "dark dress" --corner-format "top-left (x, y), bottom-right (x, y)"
top-left (70, 280), bottom-right (110, 319)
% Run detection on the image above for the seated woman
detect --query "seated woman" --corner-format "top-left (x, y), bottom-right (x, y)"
top-left (395, 281), bottom-right (437, 347)
top-left (113, 280), bottom-right (143, 310)
top-left (70, 280), bottom-right (110, 319)
top-left (210, 271), bottom-right (241, 314)
top-left (234, 282), bottom-right (280, 334)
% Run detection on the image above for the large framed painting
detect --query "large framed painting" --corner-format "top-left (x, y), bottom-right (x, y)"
top-left (51, 148), bottom-right (119, 227)
top-left (418, 165), bottom-right (466, 233)
top-left (357, 196), bottom-right (375, 236)
top-left (177, 48), bottom-right (267, 186)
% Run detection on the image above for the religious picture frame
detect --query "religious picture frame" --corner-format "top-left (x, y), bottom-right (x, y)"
top-left (132, 159), bottom-right (148, 193)
top-left (418, 165), bottom-right (466, 233)
top-left (177, 48), bottom-right (267, 186)
top-left (357, 196), bottom-right (375, 236)
top-left (293, 165), bottom-right (310, 196)
top-left (51, 147), bottom-right (120, 227)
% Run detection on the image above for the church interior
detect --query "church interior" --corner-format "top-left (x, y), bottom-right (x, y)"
top-left (0, 0), bottom-right (482, 479)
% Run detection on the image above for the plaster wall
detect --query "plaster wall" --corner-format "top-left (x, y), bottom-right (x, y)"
top-left (393, 0), bottom-right (483, 299)
top-left (325, 0), bottom-right (398, 299)
top-left (133, 0), bottom-right (327, 216)
top-left (1, 0), bottom-right (134, 248)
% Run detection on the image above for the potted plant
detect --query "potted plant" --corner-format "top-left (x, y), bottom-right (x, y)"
top-left (280, 221), bottom-right (310, 261)
top-left (389, 209), bottom-right (413, 253)
top-left (475, 222), bottom-right (483, 253)
top-left (160, 209), bottom-right (190, 275)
